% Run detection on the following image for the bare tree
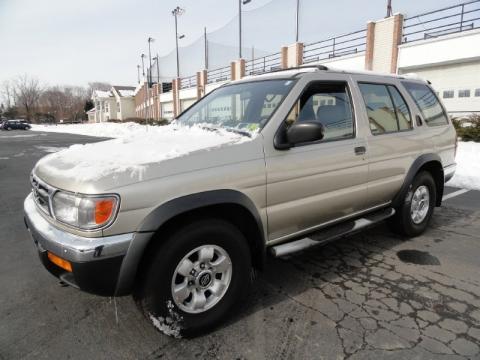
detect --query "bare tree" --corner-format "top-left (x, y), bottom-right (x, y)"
top-left (87, 82), bottom-right (111, 94)
top-left (1, 80), bottom-right (15, 108)
top-left (13, 75), bottom-right (43, 121)
top-left (39, 85), bottom-right (90, 123)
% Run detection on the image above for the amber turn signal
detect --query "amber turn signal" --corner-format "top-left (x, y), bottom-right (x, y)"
top-left (95, 199), bottom-right (115, 225)
top-left (47, 251), bottom-right (73, 272)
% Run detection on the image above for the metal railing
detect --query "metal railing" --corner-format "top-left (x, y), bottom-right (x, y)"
top-left (206, 65), bottom-right (231, 84)
top-left (303, 29), bottom-right (367, 64)
top-left (245, 52), bottom-right (282, 75)
top-left (180, 74), bottom-right (197, 89)
top-left (403, 0), bottom-right (480, 43)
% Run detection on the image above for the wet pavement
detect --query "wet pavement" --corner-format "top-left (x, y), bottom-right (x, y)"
top-left (1, 131), bottom-right (479, 359)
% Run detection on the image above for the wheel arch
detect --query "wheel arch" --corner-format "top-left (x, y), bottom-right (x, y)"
top-left (123, 190), bottom-right (266, 294)
top-left (392, 153), bottom-right (444, 208)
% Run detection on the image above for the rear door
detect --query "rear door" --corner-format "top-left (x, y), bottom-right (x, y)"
top-left (264, 74), bottom-right (369, 242)
top-left (352, 75), bottom-right (426, 207)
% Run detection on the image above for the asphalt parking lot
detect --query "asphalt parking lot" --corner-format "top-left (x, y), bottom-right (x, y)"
top-left (1, 130), bottom-right (480, 360)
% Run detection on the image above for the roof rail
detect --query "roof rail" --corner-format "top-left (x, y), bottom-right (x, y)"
top-left (261, 64), bottom-right (328, 76)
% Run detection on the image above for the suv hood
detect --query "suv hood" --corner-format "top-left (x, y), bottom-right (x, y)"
top-left (34, 124), bottom-right (254, 193)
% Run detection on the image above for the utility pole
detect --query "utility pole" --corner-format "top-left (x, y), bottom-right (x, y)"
top-left (295, 0), bottom-right (300, 42)
top-left (172, 6), bottom-right (185, 78)
top-left (155, 53), bottom-right (160, 84)
top-left (204, 27), bottom-right (208, 69)
top-left (238, 0), bottom-right (251, 58)
top-left (147, 37), bottom-right (155, 86)
top-left (136, 65), bottom-right (140, 83)
top-left (140, 54), bottom-right (145, 78)
top-left (386, 0), bottom-right (393, 17)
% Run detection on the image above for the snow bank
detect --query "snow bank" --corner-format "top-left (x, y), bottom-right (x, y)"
top-left (35, 124), bottom-right (249, 181)
top-left (448, 141), bottom-right (480, 191)
top-left (31, 122), bottom-right (148, 138)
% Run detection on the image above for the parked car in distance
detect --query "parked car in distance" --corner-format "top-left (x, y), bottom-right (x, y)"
top-left (24, 65), bottom-right (456, 337)
top-left (1, 119), bottom-right (31, 130)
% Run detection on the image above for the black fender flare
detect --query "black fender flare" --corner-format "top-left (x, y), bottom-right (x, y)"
top-left (138, 189), bottom-right (265, 238)
top-left (392, 153), bottom-right (444, 208)
top-left (116, 190), bottom-right (266, 296)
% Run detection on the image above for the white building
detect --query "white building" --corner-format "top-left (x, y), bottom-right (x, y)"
top-left (91, 86), bottom-right (136, 122)
top-left (111, 86), bottom-right (136, 120)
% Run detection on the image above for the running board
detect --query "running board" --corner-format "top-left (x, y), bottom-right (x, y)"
top-left (270, 207), bottom-right (395, 257)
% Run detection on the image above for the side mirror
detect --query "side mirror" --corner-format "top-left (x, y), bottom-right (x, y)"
top-left (286, 121), bottom-right (324, 145)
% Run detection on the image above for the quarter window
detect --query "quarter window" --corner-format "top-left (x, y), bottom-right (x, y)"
top-left (358, 83), bottom-right (412, 135)
top-left (285, 82), bottom-right (354, 142)
top-left (458, 89), bottom-right (470, 98)
top-left (403, 82), bottom-right (449, 126)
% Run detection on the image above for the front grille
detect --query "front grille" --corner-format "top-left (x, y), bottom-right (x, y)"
top-left (31, 174), bottom-right (55, 216)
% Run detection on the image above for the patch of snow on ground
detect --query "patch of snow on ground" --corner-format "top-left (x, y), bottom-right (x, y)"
top-left (35, 124), bottom-right (250, 181)
top-left (448, 141), bottom-right (480, 191)
top-left (35, 145), bottom-right (67, 153)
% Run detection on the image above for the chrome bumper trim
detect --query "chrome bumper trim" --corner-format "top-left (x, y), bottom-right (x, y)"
top-left (24, 193), bottom-right (134, 263)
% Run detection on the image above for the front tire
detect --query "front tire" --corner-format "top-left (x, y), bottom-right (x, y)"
top-left (390, 171), bottom-right (436, 237)
top-left (136, 218), bottom-right (252, 337)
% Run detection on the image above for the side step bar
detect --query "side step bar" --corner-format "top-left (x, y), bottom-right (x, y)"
top-left (270, 207), bottom-right (395, 257)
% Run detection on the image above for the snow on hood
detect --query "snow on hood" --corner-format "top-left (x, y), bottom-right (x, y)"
top-left (35, 124), bottom-right (251, 182)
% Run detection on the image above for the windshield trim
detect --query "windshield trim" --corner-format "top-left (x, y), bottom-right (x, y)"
top-left (175, 78), bottom-right (298, 132)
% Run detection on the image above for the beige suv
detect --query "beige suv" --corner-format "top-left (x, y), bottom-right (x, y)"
top-left (24, 66), bottom-right (456, 337)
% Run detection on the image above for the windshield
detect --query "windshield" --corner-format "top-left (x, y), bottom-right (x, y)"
top-left (177, 79), bottom-right (296, 134)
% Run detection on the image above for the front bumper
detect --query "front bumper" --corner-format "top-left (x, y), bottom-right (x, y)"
top-left (444, 164), bottom-right (456, 183)
top-left (24, 193), bottom-right (135, 296)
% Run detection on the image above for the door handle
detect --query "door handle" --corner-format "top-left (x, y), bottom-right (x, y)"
top-left (354, 146), bottom-right (366, 155)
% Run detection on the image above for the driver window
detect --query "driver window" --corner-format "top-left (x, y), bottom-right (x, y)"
top-left (285, 82), bottom-right (354, 141)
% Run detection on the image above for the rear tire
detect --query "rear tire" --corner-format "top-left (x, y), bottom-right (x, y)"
top-left (389, 171), bottom-right (436, 237)
top-left (136, 218), bottom-right (252, 337)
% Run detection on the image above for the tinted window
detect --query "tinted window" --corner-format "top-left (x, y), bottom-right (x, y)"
top-left (403, 82), bottom-right (449, 126)
top-left (458, 89), bottom-right (470, 98)
top-left (285, 82), bottom-right (354, 142)
top-left (388, 86), bottom-right (412, 131)
top-left (475, 88), bottom-right (480, 97)
top-left (358, 83), bottom-right (411, 135)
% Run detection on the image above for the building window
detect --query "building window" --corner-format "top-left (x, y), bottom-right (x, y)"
top-left (475, 89), bottom-right (480, 97)
top-left (458, 89), bottom-right (471, 98)
top-left (443, 90), bottom-right (454, 99)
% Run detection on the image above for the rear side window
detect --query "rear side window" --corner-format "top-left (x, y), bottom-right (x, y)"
top-left (358, 83), bottom-right (412, 135)
top-left (403, 82), bottom-right (449, 126)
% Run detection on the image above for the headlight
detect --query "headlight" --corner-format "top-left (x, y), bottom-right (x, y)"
top-left (52, 192), bottom-right (119, 230)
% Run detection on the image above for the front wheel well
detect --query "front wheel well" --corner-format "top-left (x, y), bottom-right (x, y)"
top-left (135, 203), bottom-right (265, 288)
top-left (417, 161), bottom-right (444, 206)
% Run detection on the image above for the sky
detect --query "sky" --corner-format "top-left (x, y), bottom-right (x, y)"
top-left (0, 0), bottom-right (466, 88)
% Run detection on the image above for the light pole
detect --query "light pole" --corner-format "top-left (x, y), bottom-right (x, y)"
top-left (147, 37), bottom-right (155, 86)
top-left (141, 54), bottom-right (149, 121)
top-left (239, 0), bottom-right (252, 59)
top-left (153, 54), bottom-right (160, 84)
top-left (137, 65), bottom-right (140, 83)
top-left (172, 6), bottom-right (185, 78)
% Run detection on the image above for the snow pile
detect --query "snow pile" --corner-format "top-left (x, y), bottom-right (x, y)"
top-left (31, 122), bottom-right (150, 138)
top-left (448, 141), bottom-right (480, 191)
top-left (35, 124), bottom-right (249, 181)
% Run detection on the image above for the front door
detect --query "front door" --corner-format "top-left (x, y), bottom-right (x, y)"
top-left (264, 77), bottom-right (369, 243)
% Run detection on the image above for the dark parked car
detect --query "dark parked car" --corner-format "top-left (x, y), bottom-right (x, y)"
top-left (1, 120), bottom-right (31, 130)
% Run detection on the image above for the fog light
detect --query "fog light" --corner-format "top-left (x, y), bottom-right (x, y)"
top-left (47, 252), bottom-right (72, 272)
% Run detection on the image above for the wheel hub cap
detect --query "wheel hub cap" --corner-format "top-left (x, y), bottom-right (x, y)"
top-left (171, 244), bottom-right (232, 314)
top-left (410, 185), bottom-right (430, 224)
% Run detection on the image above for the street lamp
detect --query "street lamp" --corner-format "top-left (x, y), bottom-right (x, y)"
top-left (172, 6), bottom-right (185, 78)
top-left (147, 37), bottom-right (155, 86)
top-left (141, 53), bottom-right (149, 121)
top-left (140, 54), bottom-right (146, 79)
top-left (295, 0), bottom-right (300, 42)
top-left (137, 64), bottom-right (141, 83)
top-left (239, 0), bottom-right (251, 59)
